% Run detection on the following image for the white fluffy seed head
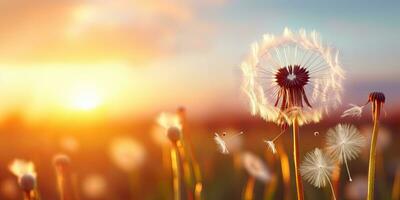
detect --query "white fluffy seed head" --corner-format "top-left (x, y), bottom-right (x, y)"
top-left (325, 124), bottom-right (366, 163)
top-left (300, 148), bottom-right (334, 188)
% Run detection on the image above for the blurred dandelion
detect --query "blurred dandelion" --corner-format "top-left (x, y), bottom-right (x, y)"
top-left (300, 148), bottom-right (336, 200)
top-left (82, 174), bottom-right (107, 199)
top-left (109, 137), bottom-right (145, 200)
top-left (242, 152), bottom-right (271, 182)
top-left (109, 137), bottom-right (146, 172)
top-left (241, 152), bottom-right (271, 200)
top-left (365, 92), bottom-right (385, 200)
top-left (241, 28), bottom-right (344, 200)
top-left (157, 112), bottom-right (182, 131)
top-left (53, 154), bottom-right (78, 200)
top-left (9, 160), bottom-right (36, 179)
top-left (8, 159), bottom-right (39, 200)
top-left (341, 104), bottom-right (364, 118)
top-left (325, 124), bottom-right (366, 181)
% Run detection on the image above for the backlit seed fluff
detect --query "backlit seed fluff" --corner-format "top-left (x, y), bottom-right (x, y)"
top-left (241, 28), bottom-right (344, 126)
top-left (341, 104), bottom-right (364, 118)
top-left (214, 133), bottom-right (229, 154)
top-left (300, 148), bottom-right (334, 188)
top-left (264, 140), bottom-right (277, 154)
top-left (326, 124), bottom-right (365, 163)
top-left (241, 152), bottom-right (271, 182)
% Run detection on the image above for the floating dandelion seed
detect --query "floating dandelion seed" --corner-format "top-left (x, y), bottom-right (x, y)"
top-left (264, 129), bottom-right (286, 154)
top-left (242, 152), bottom-right (271, 182)
top-left (214, 133), bottom-right (229, 154)
top-left (341, 104), bottom-right (364, 118)
top-left (265, 141), bottom-right (277, 154)
top-left (326, 124), bottom-right (365, 181)
top-left (214, 131), bottom-right (243, 154)
top-left (241, 28), bottom-right (344, 126)
top-left (300, 148), bottom-right (336, 199)
top-left (314, 131), bottom-right (320, 136)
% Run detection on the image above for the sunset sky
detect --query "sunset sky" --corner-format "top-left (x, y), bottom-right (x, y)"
top-left (0, 0), bottom-right (399, 121)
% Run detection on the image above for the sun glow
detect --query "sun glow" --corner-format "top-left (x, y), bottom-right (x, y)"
top-left (69, 86), bottom-right (102, 111)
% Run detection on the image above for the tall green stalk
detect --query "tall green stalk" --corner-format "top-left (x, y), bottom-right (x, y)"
top-left (367, 101), bottom-right (381, 200)
top-left (293, 118), bottom-right (304, 200)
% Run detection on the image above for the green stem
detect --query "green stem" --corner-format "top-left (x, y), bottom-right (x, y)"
top-left (293, 118), bottom-right (304, 200)
top-left (367, 101), bottom-right (381, 200)
top-left (171, 144), bottom-right (186, 200)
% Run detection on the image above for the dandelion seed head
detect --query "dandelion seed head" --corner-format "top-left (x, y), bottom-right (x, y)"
top-left (300, 148), bottom-right (334, 188)
top-left (264, 140), bottom-right (277, 154)
top-left (341, 104), bottom-right (364, 118)
top-left (241, 28), bottom-right (344, 126)
top-left (53, 154), bottom-right (71, 169)
top-left (241, 152), bottom-right (271, 182)
top-left (368, 92), bottom-right (385, 104)
top-left (326, 124), bottom-right (365, 163)
top-left (109, 137), bottom-right (145, 172)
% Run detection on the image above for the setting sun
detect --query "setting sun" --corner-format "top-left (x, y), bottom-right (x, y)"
top-left (69, 87), bottom-right (102, 111)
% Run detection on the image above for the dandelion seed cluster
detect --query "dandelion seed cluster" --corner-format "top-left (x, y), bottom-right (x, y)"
top-left (241, 28), bottom-right (344, 125)
top-left (326, 124), bottom-right (365, 164)
top-left (300, 148), bottom-right (334, 188)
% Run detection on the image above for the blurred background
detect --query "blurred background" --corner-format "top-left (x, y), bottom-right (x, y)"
top-left (0, 0), bottom-right (399, 200)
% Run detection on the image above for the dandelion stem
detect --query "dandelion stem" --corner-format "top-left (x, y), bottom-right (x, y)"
top-left (243, 176), bottom-right (255, 200)
top-left (292, 117), bottom-right (304, 200)
top-left (326, 174), bottom-right (337, 200)
top-left (343, 154), bottom-right (352, 182)
top-left (171, 143), bottom-right (186, 200)
top-left (367, 101), bottom-right (381, 200)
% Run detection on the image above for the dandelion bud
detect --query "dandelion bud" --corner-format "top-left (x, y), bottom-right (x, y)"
top-left (53, 154), bottom-right (71, 170)
top-left (167, 126), bottom-right (181, 144)
top-left (19, 174), bottom-right (36, 192)
top-left (368, 92), bottom-right (385, 103)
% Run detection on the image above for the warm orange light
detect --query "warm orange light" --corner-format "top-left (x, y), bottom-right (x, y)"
top-left (69, 87), bottom-right (102, 111)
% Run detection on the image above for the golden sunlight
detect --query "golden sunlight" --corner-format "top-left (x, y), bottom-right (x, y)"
top-left (68, 86), bottom-right (102, 111)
